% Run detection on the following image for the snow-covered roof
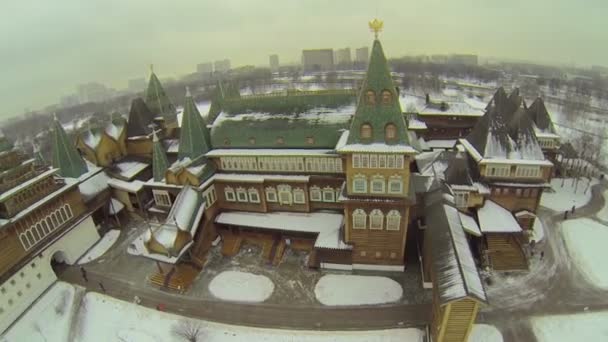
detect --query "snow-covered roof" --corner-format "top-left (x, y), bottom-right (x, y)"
top-left (163, 139), bottom-right (180, 153)
top-left (107, 178), bottom-right (144, 192)
top-left (105, 122), bottom-right (125, 141)
top-left (418, 101), bottom-right (484, 117)
top-left (215, 211), bottom-right (349, 250)
top-left (206, 149), bottom-right (338, 157)
top-left (477, 200), bottom-right (522, 233)
top-left (336, 130), bottom-right (417, 154)
top-left (109, 198), bottom-right (125, 214)
top-left (425, 139), bottom-right (457, 150)
top-left (214, 173), bottom-right (310, 183)
top-left (408, 117), bottom-right (427, 130)
top-left (82, 130), bottom-right (102, 149)
top-left (426, 201), bottom-right (487, 304)
top-left (78, 170), bottom-right (110, 201)
top-left (459, 212), bottom-right (482, 237)
top-left (113, 160), bottom-right (149, 180)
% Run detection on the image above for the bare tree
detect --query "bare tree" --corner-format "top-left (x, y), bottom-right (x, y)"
top-left (171, 319), bottom-right (205, 342)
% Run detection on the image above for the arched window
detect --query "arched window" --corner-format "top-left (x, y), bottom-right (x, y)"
top-left (352, 174), bottom-right (367, 193)
top-left (293, 188), bottom-right (305, 204)
top-left (41, 221), bottom-right (50, 234)
top-left (27, 231), bottom-right (35, 246)
top-left (386, 210), bottom-right (401, 231)
top-left (61, 207), bottom-right (69, 221)
top-left (20, 233), bottom-right (30, 250)
top-left (385, 123), bottom-right (397, 140)
top-left (388, 175), bottom-right (403, 194)
top-left (51, 213), bottom-right (59, 227)
top-left (46, 217), bottom-right (54, 230)
top-left (36, 223), bottom-right (45, 238)
top-left (65, 204), bottom-right (73, 218)
top-left (30, 226), bottom-right (40, 241)
top-left (365, 90), bottom-right (376, 105)
top-left (370, 209), bottom-right (384, 230)
top-left (58, 209), bottom-right (66, 223)
top-left (352, 209), bottom-right (367, 230)
top-left (381, 90), bottom-right (393, 104)
top-left (277, 185), bottom-right (292, 205)
top-left (360, 124), bottom-right (373, 139)
top-left (370, 175), bottom-right (385, 194)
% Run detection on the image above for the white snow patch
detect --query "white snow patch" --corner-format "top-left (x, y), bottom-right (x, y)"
top-left (540, 178), bottom-right (598, 212)
top-left (1, 282), bottom-right (77, 342)
top-left (469, 324), bottom-right (503, 342)
top-left (530, 217), bottom-right (545, 243)
top-left (314, 274), bottom-right (403, 306)
top-left (208, 271), bottom-right (274, 303)
top-left (597, 189), bottom-right (608, 221)
top-left (562, 218), bottom-right (608, 289)
top-left (532, 312), bottom-right (608, 342)
top-left (74, 292), bottom-right (425, 341)
top-left (78, 230), bottom-right (120, 264)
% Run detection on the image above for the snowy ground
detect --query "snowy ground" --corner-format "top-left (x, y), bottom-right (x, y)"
top-left (532, 311), bottom-right (608, 342)
top-left (1, 282), bottom-right (80, 342)
top-left (540, 178), bottom-right (598, 212)
top-left (74, 292), bottom-right (425, 342)
top-left (469, 324), bottom-right (503, 342)
top-left (561, 218), bottom-right (608, 289)
top-left (208, 271), bottom-right (274, 303)
top-left (530, 217), bottom-right (545, 243)
top-left (596, 189), bottom-right (608, 221)
top-left (314, 274), bottom-right (403, 306)
top-left (77, 230), bottom-right (120, 264)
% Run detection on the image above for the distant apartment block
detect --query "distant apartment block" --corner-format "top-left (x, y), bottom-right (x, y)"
top-left (59, 94), bottom-right (79, 108)
top-left (449, 54), bottom-right (478, 66)
top-left (269, 54), bottom-right (280, 72)
top-left (335, 48), bottom-right (352, 69)
top-left (431, 54), bottom-right (449, 64)
top-left (301, 49), bottom-right (334, 72)
top-left (128, 78), bottom-right (146, 93)
top-left (197, 62), bottom-right (213, 74)
top-left (355, 47), bottom-right (369, 64)
top-left (77, 82), bottom-right (112, 103)
top-left (214, 59), bottom-right (231, 73)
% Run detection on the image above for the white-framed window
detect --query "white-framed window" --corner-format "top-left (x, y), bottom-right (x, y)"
top-left (386, 155), bottom-right (395, 168)
top-left (153, 189), bottom-right (172, 207)
top-left (360, 154), bottom-right (369, 168)
top-left (386, 210), bottom-right (401, 231)
top-left (515, 165), bottom-right (541, 178)
top-left (486, 164), bottom-right (511, 177)
top-left (224, 186), bottom-right (236, 202)
top-left (278, 184), bottom-right (292, 205)
top-left (523, 188), bottom-right (530, 197)
top-left (352, 154), bottom-right (361, 168)
top-left (453, 191), bottom-right (469, 208)
top-left (378, 155), bottom-right (386, 168)
top-left (265, 187), bottom-right (277, 202)
top-left (353, 174), bottom-right (367, 193)
top-left (293, 188), bottom-right (306, 204)
top-left (248, 188), bottom-right (260, 203)
top-left (388, 175), bottom-right (403, 194)
top-left (369, 154), bottom-right (378, 168)
top-left (236, 188), bottom-right (248, 202)
top-left (352, 209), bottom-right (366, 229)
top-left (370, 175), bottom-right (385, 194)
top-left (203, 186), bottom-right (217, 207)
top-left (20, 204), bottom-right (73, 251)
top-left (335, 159), bottom-right (343, 172)
top-left (395, 155), bottom-right (404, 169)
top-left (370, 209), bottom-right (384, 230)
top-left (309, 186), bottom-right (322, 202)
top-left (322, 187), bottom-right (335, 202)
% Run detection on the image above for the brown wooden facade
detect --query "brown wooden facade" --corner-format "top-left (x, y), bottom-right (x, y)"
top-left (417, 115), bottom-right (480, 141)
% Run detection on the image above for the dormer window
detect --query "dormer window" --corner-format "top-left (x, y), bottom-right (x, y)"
top-left (276, 136), bottom-right (285, 145)
top-left (381, 90), bottom-right (393, 104)
top-left (385, 123), bottom-right (397, 140)
top-left (360, 123), bottom-right (373, 139)
top-left (365, 90), bottom-right (376, 105)
top-left (248, 137), bottom-right (256, 145)
top-left (306, 136), bottom-right (315, 145)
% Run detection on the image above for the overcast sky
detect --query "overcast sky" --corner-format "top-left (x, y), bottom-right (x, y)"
top-left (1, 0), bottom-right (606, 119)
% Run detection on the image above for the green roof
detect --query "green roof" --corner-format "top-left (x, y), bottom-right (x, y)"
top-left (346, 39), bottom-right (410, 146)
top-left (152, 131), bottom-right (169, 182)
top-left (210, 90), bottom-right (357, 149)
top-left (145, 71), bottom-right (177, 123)
top-left (51, 116), bottom-right (88, 178)
top-left (178, 89), bottom-right (211, 160)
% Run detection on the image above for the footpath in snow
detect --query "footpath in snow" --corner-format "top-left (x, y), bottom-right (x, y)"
top-left (532, 311), bottom-right (608, 341)
top-left (1, 282), bottom-right (80, 342)
top-left (561, 218), bottom-right (608, 289)
top-left (469, 324), bottom-right (503, 342)
top-left (78, 229), bottom-right (120, 264)
top-left (540, 178), bottom-right (597, 212)
top-left (314, 274), bottom-right (403, 306)
top-left (75, 291), bottom-right (425, 342)
top-left (208, 271), bottom-right (274, 303)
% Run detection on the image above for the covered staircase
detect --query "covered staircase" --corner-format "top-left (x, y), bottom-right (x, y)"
top-left (486, 234), bottom-right (528, 271)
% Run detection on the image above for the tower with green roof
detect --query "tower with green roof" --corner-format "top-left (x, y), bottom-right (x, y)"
top-left (178, 87), bottom-right (211, 161)
top-left (144, 65), bottom-right (177, 126)
top-left (152, 129), bottom-right (169, 182)
top-left (51, 115), bottom-right (88, 178)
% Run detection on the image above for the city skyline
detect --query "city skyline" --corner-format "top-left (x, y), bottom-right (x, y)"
top-left (1, 0), bottom-right (607, 119)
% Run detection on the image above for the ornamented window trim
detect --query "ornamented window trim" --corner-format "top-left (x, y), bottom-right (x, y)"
top-left (386, 210), bottom-right (401, 231)
top-left (353, 174), bottom-right (367, 193)
top-left (370, 175), bottom-right (385, 194)
top-left (277, 184), bottom-right (292, 205)
top-left (385, 123), bottom-right (397, 140)
top-left (224, 186), bottom-right (236, 202)
top-left (352, 209), bottom-right (366, 230)
top-left (388, 175), bottom-right (403, 194)
top-left (322, 187), bottom-right (335, 202)
top-left (153, 189), bottom-right (172, 207)
top-left (293, 188), bottom-right (306, 204)
top-left (360, 123), bottom-right (373, 139)
top-left (309, 186), bottom-right (322, 202)
top-left (248, 188), bottom-right (260, 203)
top-left (453, 191), bottom-right (469, 208)
top-left (265, 187), bottom-right (277, 202)
top-left (236, 187), bottom-right (248, 202)
top-left (369, 209), bottom-right (384, 230)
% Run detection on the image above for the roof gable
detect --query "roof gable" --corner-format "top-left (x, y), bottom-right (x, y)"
top-left (527, 97), bottom-right (557, 134)
top-left (145, 71), bottom-right (177, 123)
top-left (51, 117), bottom-right (88, 178)
top-left (127, 98), bottom-right (155, 137)
top-left (178, 90), bottom-right (212, 160)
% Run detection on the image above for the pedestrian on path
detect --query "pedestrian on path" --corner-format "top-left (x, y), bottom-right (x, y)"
top-left (540, 251), bottom-right (545, 261)
top-left (564, 211), bottom-right (569, 220)
top-left (571, 205), bottom-right (576, 214)
top-left (80, 266), bottom-right (88, 282)
top-left (98, 282), bottom-right (106, 294)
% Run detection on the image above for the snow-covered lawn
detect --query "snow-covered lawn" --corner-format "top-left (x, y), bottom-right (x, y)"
top-left (208, 271), bottom-right (274, 303)
top-left (562, 218), bottom-right (608, 289)
top-left (78, 229), bottom-right (120, 264)
top-left (532, 312), bottom-right (608, 342)
top-left (597, 189), bottom-right (608, 221)
top-left (1, 282), bottom-right (78, 342)
top-left (314, 274), bottom-right (403, 306)
top-left (75, 292), bottom-right (425, 342)
top-left (469, 324), bottom-right (503, 342)
top-left (540, 178), bottom-right (598, 212)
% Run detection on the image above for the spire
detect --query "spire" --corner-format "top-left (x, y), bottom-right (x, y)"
top-left (51, 115), bottom-right (88, 178)
top-left (346, 26), bottom-right (410, 147)
top-left (126, 98), bottom-right (155, 137)
top-left (144, 66), bottom-right (177, 123)
top-left (178, 88), bottom-right (211, 160)
top-left (152, 129), bottom-right (169, 182)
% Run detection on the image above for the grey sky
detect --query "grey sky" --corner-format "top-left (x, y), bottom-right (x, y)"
top-left (1, 0), bottom-right (606, 119)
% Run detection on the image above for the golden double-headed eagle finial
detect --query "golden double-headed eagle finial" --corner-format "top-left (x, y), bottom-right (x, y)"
top-left (368, 18), bottom-right (384, 39)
